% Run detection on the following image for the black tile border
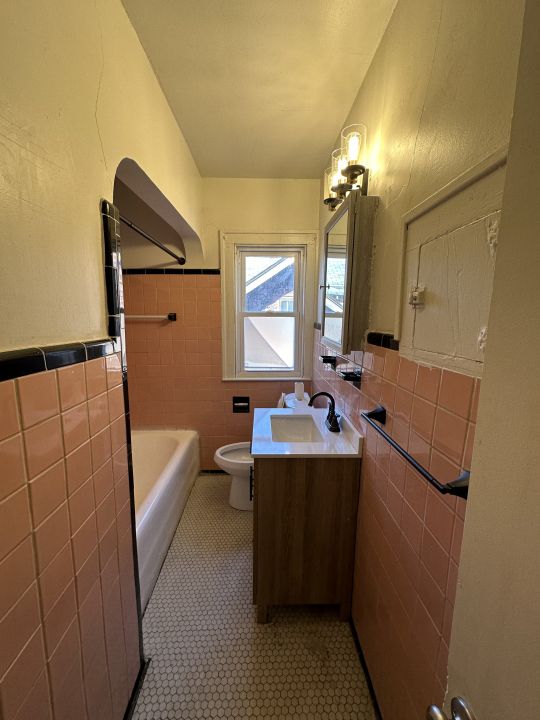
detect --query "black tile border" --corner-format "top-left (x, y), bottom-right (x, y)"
top-left (0, 339), bottom-right (117, 382)
top-left (348, 621), bottom-right (382, 720)
top-left (123, 657), bottom-right (150, 720)
top-left (122, 268), bottom-right (220, 275)
top-left (44, 343), bottom-right (87, 369)
top-left (85, 339), bottom-right (117, 360)
top-left (101, 198), bottom-right (129, 373)
top-left (104, 198), bottom-right (145, 672)
top-left (366, 331), bottom-right (399, 351)
top-left (0, 348), bottom-right (46, 381)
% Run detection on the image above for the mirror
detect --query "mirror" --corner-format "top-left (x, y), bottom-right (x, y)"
top-left (323, 209), bottom-right (348, 347)
top-left (321, 192), bottom-right (378, 354)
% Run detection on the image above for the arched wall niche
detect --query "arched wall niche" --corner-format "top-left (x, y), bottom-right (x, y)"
top-left (114, 158), bottom-right (204, 268)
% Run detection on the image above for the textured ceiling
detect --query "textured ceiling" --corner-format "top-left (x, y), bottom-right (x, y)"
top-left (122, 0), bottom-right (396, 178)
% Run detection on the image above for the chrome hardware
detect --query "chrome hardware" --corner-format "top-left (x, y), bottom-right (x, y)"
top-left (427, 696), bottom-right (477, 720)
top-left (426, 707), bottom-right (447, 720)
top-left (409, 285), bottom-right (426, 308)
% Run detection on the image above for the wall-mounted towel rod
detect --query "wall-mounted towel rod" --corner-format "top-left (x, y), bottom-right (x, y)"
top-left (119, 215), bottom-right (186, 266)
top-left (125, 313), bottom-right (177, 321)
top-left (361, 406), bottom-right (469, 499)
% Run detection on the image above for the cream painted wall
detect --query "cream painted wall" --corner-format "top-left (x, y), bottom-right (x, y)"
top-left (202, 178), bottom-right (320, 267)
top-left (320, 0), bottom-right (525, 333)
top-left (446, 1), bottom-right (540, 715)
top-left (0, 0), bottom-right (201, 351)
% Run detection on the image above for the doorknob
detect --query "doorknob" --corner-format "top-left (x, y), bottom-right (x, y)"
top-left (426, 697), bottom-right (477, 720)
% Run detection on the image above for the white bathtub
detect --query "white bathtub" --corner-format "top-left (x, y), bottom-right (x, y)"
top-left (131, 429), bottom-right (199, 610)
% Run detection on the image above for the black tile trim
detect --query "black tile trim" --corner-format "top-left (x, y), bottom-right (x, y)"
top-left (122, 268), bottom-right (220, 275)
top-left (348, 621), bottom-right (382, 720)
top-left (85, 339), bottom-right (117, 360)
top-left (44, 343), bottom-right (86, 370)
top-left (101, 199), bottom-right (119, 223)
top-left (123, 657), bottom-right (150, 720)
top-left (366, 332), bottom-right (399, 351)
top-left (0, 339), bottom-right (117, 382)
top-left (121, 373), bottom-right (145, 665)
top-left (0, 348), bottom-right (46, 382)
top-left (108, 315), bottom-right (122, 338)
top-left (105, 266), bottom-right (120, 315)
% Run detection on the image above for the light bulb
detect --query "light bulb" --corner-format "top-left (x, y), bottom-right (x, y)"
top-left (331, 147), bottom-right (347, 187)
top-left (347, 133), bottom-right (360, 164)
top-left (341, 124), bottom-right (367, 169)
top-left (324, 167), bottom-right (336, 198)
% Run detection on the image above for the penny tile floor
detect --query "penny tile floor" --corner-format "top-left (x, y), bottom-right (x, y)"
top-left (133, 475), bottom-right (375, 719)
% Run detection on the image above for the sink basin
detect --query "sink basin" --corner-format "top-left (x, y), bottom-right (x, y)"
top-left (251, 407), bottom-right (363, 458)
top-left (270, 414), bottom-right (324, 443)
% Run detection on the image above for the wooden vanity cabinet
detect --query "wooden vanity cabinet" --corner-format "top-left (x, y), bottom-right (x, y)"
top-left (253, 456), bottom-right (361, 623)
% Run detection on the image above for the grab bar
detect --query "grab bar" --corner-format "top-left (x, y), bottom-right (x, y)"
top-left (361, 406), bottom-right (469, 500)
top-left (125, 313), bottom-right (177, 321)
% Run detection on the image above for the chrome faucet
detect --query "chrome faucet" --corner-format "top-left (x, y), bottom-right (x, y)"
top-left (308, 391), bottom-right (341, 433)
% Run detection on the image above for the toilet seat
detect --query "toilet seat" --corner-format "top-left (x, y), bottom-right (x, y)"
top-left (216, 442), bottom-right (252, 465)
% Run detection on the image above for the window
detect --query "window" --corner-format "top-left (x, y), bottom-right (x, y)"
top-left (238, 250), bottom-right (302, 374)
top-left (220, 233), bottom-right (317, 380)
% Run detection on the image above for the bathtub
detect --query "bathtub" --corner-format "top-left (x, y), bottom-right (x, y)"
top-left (131, 429), bottom-right (199, 610)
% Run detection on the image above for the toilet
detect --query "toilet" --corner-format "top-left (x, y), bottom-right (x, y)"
top-left (214, 392), bottom-right (308, 511)
top-left (214, 442), bottom-right (254, 511)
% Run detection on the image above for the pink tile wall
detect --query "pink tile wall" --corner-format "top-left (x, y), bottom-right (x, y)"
top-left (123, 274), bottom-right (308, 469)
top-left (0, 355), bottom-right (140, 720)
top-left (312, 334), bottom-right (477, 720)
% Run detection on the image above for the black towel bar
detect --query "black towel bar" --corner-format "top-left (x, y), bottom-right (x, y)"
top-left (361, 406), bottom-right (469, 500)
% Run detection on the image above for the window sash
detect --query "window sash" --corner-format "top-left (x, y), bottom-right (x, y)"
top-left (235, 247), bottom-right (304, 377)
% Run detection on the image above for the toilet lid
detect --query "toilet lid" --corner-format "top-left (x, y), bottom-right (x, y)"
top-left (220, 444), bottom-right (252, 463)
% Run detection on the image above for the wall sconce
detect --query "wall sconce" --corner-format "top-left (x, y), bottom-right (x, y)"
top-left (330, 148), bottom-right (352, 199)
top-left (323, 166), bottom-right (341, 211)
top-left (340, 124), bottom-right (367, 185)
top-left (322, 124), bottom-right (369, 211)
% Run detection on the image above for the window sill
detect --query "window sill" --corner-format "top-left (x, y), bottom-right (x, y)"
top-left (222, 376), bottom-right (312, 382)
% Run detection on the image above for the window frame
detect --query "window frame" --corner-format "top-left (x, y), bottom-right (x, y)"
top-left (236, 247), bottom-right (304, 378)
top-left (220, 232), bottom-right (317, 381)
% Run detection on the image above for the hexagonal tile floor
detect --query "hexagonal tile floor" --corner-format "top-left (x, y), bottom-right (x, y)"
top-left (133, 475), bottom-right (376, 719)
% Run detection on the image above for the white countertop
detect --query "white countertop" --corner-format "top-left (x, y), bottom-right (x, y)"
top-left (250, 406), bottom-right (363, 458)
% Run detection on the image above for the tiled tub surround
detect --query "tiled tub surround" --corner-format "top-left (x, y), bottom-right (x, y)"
top-left (0, 354), bottom-right (140, 720)
top-left (312, 334), bottom-right (477, 720)
top-left (123, 273), bottom-right (309, 470)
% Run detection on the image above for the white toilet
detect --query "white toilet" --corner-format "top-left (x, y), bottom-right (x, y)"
top-left (214, 442), bottom-right (254, 511)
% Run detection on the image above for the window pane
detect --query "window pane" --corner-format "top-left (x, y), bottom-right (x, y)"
top-left (244, 255), bottom-right (295, 312)
top-left (323, 254), bottom-right (346, 345)
top-left (243, 316), bottom-right (295, 370)
top-left (326, 256), bottom-right (346, 308)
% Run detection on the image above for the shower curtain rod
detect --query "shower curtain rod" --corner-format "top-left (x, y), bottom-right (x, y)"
top-left (119, 215), bottom-right (186, 266)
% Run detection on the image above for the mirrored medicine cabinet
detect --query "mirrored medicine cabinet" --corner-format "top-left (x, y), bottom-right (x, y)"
top-left (320, 191), bottom-right (378, 354)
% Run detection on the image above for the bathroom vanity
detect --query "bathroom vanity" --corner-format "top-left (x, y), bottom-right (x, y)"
top-left (250, 407), bottom-right (362, 623)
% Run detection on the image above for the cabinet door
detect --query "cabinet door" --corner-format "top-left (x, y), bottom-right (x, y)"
top-left (321, 194), bottom-right (379, 354)
top-left (255, 458), bottom-right (360, 608)
top-left (399, 162), bottom-right (505, 374)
